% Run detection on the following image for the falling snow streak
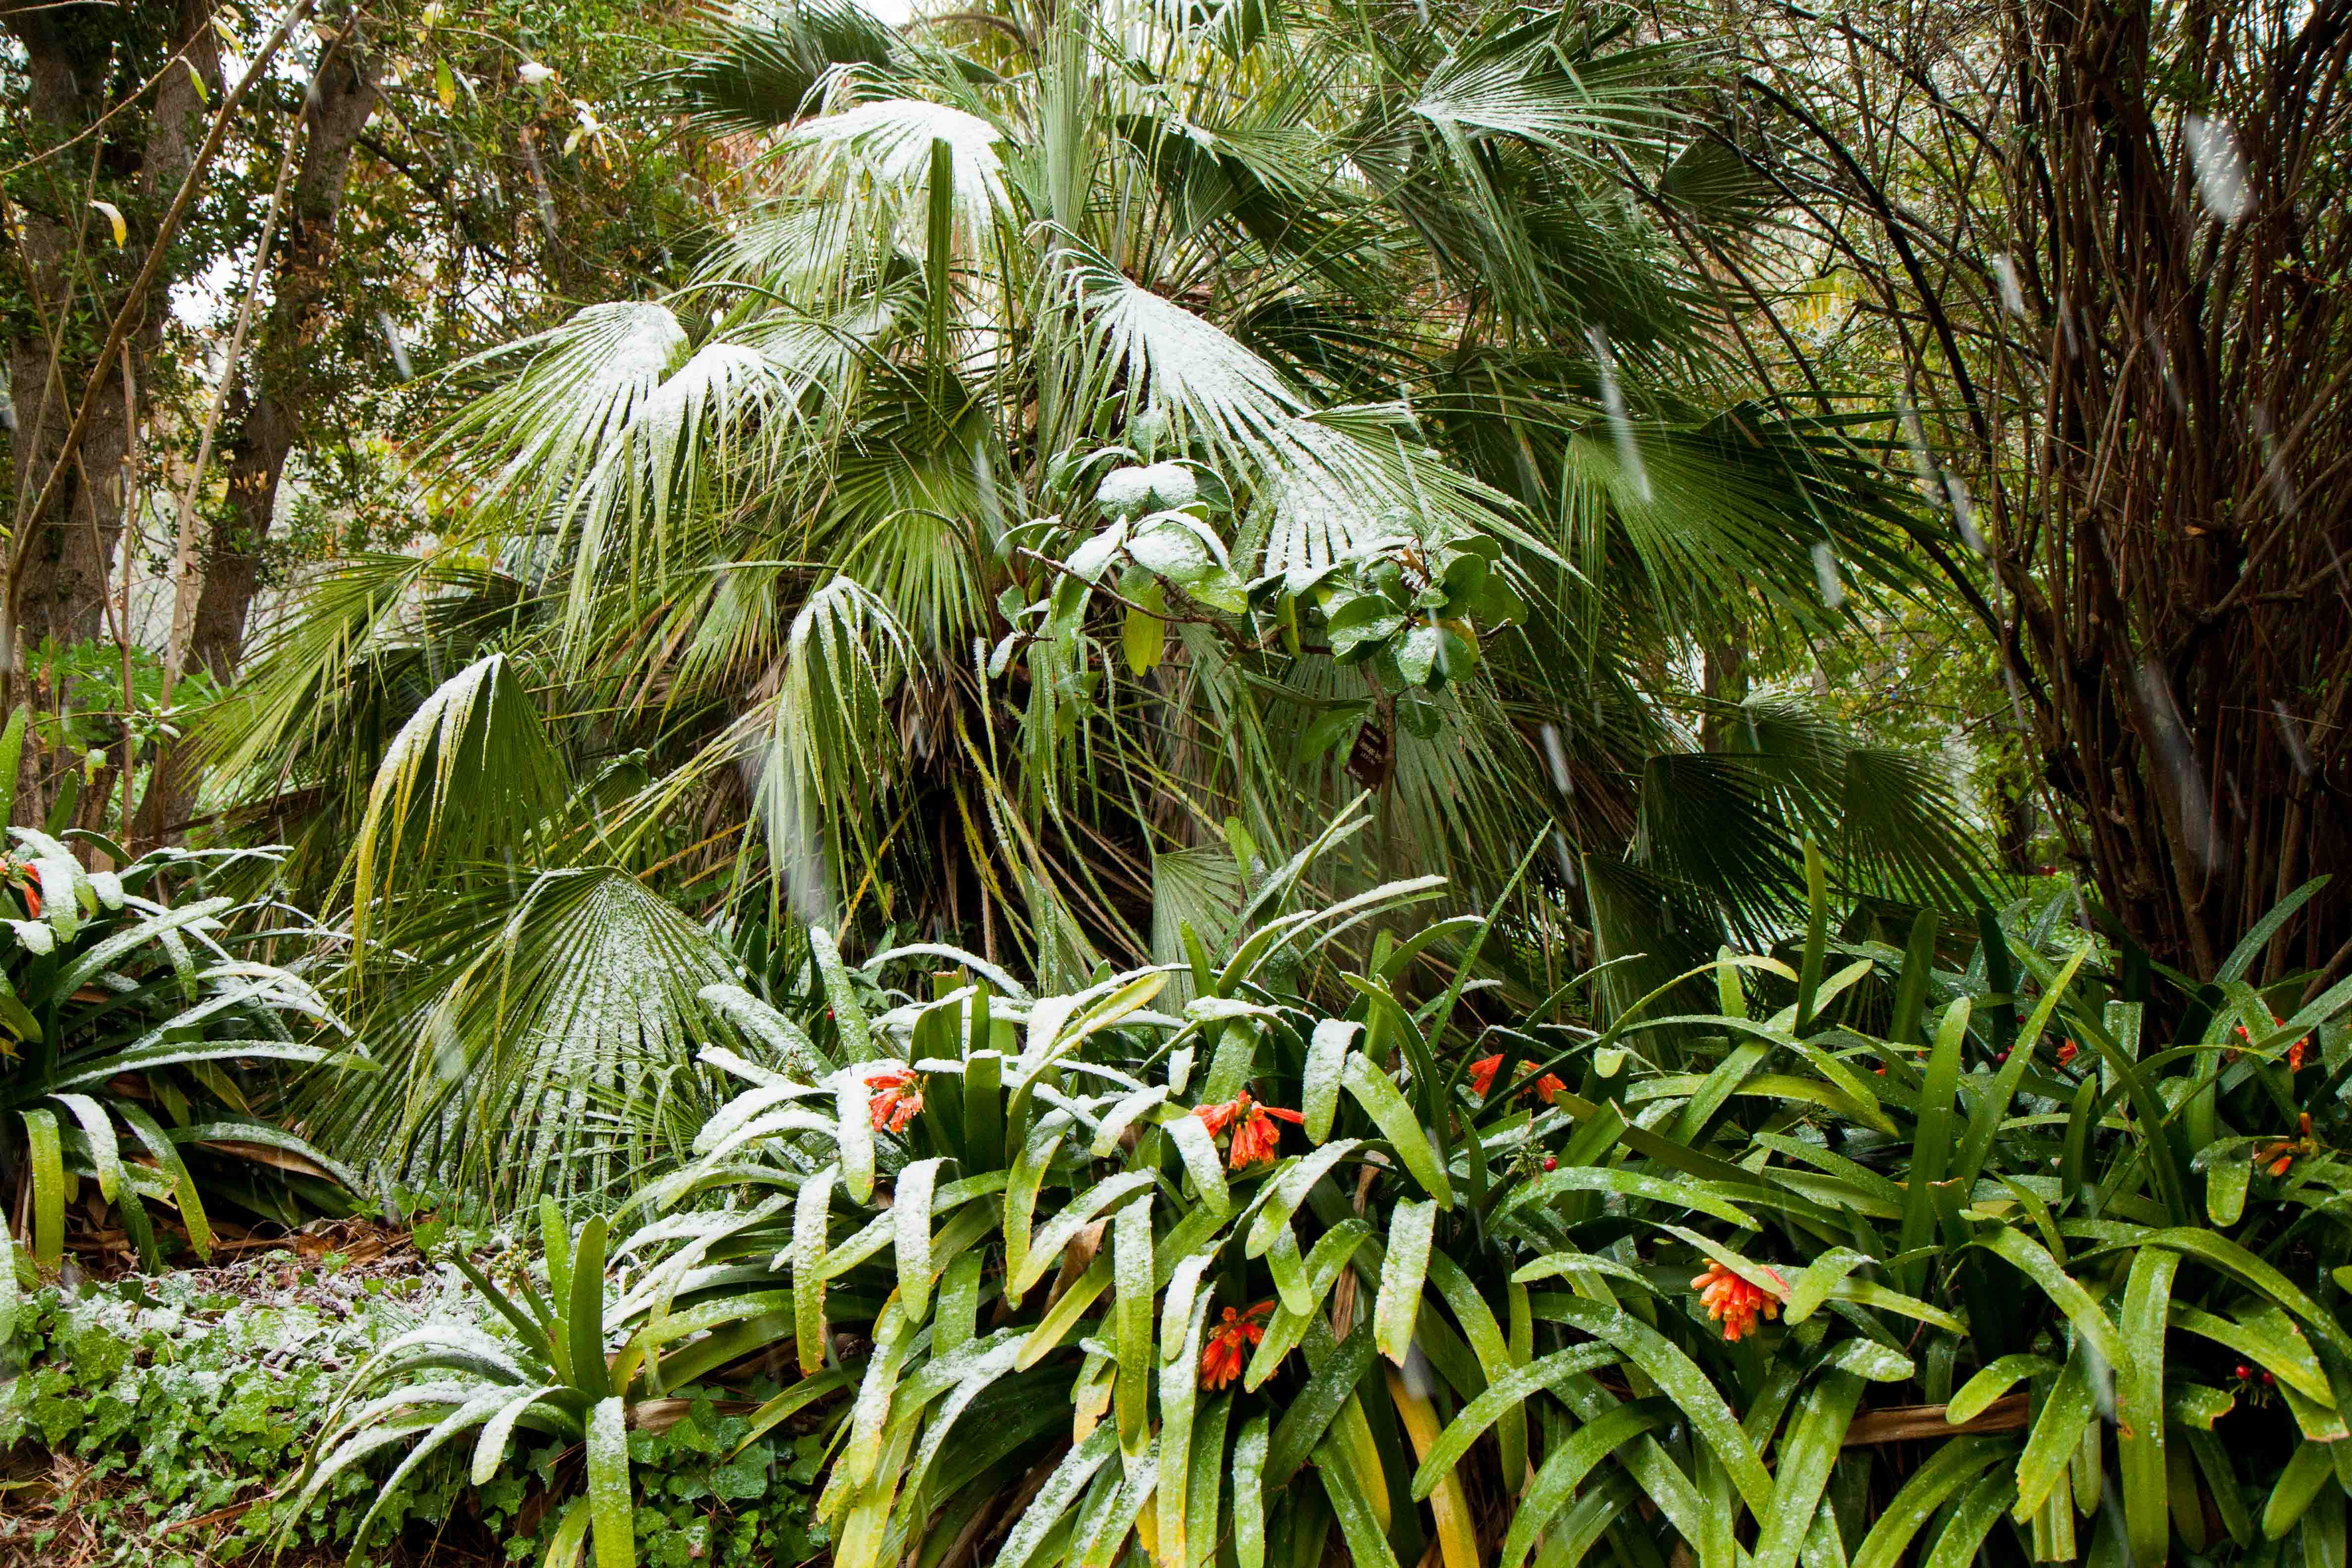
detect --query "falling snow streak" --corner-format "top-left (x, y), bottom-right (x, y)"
top-left (2183, 114), bottom-right (2253, 224)
top-left (2135, 663), bottom-right (2217, 874)
top-left (1586, 327), bottom-right (1651, 503)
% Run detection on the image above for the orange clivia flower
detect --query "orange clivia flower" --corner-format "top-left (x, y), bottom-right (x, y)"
top-left (1468, 1055), bottom-right (1567, 1105)
top-left (2257, 1113), bottom-right (2317, 1180)
top-left (1193, 1092), bottom-right (1305, 1168)
top-left (1691, 1261), bottom-right (1788, 1343)
top-left (1199, 1301), bottom-right (1275, 1389)
top-left (2056, 1039), bottom-right (2079, 1067)
top-left (2, 858), bottom-right (38, 918)
top-left (2242, 1017), bottom-right (2311, 1072)
top-left (865, 1067), bottom-right (925, 1134)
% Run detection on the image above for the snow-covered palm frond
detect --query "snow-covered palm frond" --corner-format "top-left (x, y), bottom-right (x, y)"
top-left (347, 653), bottom-right (570, 950)
top-left (776, 98), bottom-right (1012, 251)
top-left (431, 301), bottom-right (691, 514)
top-left (432, 298), bottom-right (905, 650)
top-left (1249, 406), bottom-right (1546, 579)
top-left (1406, 26), bottom-right (1682, 160)
top-left (663, 0), bottom-right (904, 134)
top-left (755, 577), bottom-right (912, 923)
top-left (691, 201), bottom-right (877, 305)
top-left (1057, 249), bottom-right (1306, 470)
top-left (363, 869), bottom-right (733, 1206)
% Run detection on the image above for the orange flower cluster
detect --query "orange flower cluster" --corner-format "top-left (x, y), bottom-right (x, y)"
top-left (865, 1068), bottom-right (924, 1134)
top-left (1199, 1301), bottom-right (1274, 1389)
top-left (2236, 1019), bottom-right (2311, 1073)
top-left (1468, 1055), bottom-right (1566, 1105)
top-left (1193, 1092), bottom-right (1304, 1168)
top-left (2258, 1113), bottom-right (2317, 1178)
top-left (1691, 1261), bottom-right (1789, 1343)
top-left (2056, 1039), bottom-right (2079, 1067)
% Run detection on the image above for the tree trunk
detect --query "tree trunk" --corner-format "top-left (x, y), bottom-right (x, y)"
top-left (185, 30), bottom-right (380, 683)
top-left (135, 24), bottom-right (378, 846)
top-left (4, 0), bottom-right (221, 824)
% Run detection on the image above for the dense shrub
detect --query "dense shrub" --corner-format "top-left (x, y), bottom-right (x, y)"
top-left (294, 855), bottom-right (2352, 1568)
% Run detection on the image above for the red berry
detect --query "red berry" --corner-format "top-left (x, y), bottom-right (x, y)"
top-left (1542, 1157), bottom-right (1559, 1172)
top-left (2263, 1371), bottom-right (2276, 1385)
top-left (2236, 1364), bottom-right (2254, 1380)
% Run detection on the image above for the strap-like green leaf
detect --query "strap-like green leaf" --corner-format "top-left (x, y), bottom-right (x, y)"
top-left (1244, 1139), bottom-right (1361, 1257)
top-left (997, 1420), bottom-right (1119, 1568)
top-left (19, 1109), bottom-right (63, 1267)
top-left (1266, 1316), bottom-right (1375, 1488)
top-left (1504, 1165), bottom-right (1759, 1230)
top-left (809, 927), bottom-right (874, 1062)
top-left (1410, 1344), bottom-right (1620, 1499)
top-left (1754, 1372), bottom-right (1864, 1568)
top-left (1113, 1195), bottom-right (1155, 1455)
top-left (113, 1101), bottom-right (210, 1260)
top-left (1539, 1296), bottom-right (1773, 1514)
top-left (2118, 1247), bottom-right (2179, 1562)
top-left (1315, 1435), bottom-right (1403, 1568)
top-left (1341, 1055), bottom-right (1452, 1206)
top-left (1980, 1226), bottom-right (2126, 1374)
top-left (895, 1157), bottom-right (945, 1322)
top-left (2264, 1439), bottom-right (2338, 1539)
top-left (587, 1395), bottom-right (635, 1568)
top-left (2012, 1344), bottom-right (2097, 1520)
top-left (1233, 1413), bottom-right (1270, 1568)
top-left (1373, 1198), bottom-right (1434, 1364)
top-left (794, 1165), bottom-right (838, 1374)
top-left (1012, 1170), bottom-right (1157, 1297)
top-left (1851, 1436), bottom-right (2008, 1568)
top-left (569, 1215), bottom-right (611, 1401)
top-left (1002, 1128), bottom-right (1068, 1300)
top-left (1948, 1354), bottom-right (2055, 1424)
top-left (1497, 1402), bottom-right (1665, 1568)
top-left (1302, 1020), bottom-right (1356, 1142)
